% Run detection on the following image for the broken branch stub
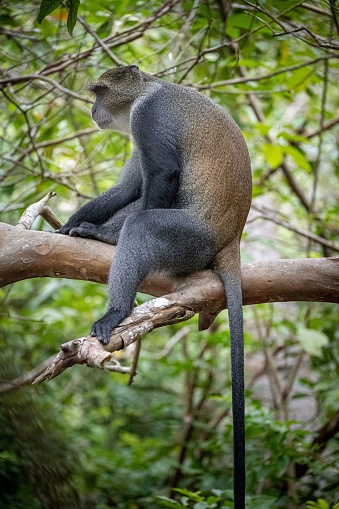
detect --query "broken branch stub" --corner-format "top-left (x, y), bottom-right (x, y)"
top-left (16, 192), bottom-right (58, 230)
top-left (33, 297), bottom-right (195, 383)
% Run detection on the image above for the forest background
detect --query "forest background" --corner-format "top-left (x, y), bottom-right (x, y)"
top-left (0, 1), bottom-right (339, 508)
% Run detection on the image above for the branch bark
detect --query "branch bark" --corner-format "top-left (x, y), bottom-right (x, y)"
top-left (1, 220), bottom-right (338, 383)
top-left (1, 221), bottom-right (339, 304)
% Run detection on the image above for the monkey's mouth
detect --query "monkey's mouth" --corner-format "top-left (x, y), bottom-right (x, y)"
top-left (92, 116), bottom-right (114, 130)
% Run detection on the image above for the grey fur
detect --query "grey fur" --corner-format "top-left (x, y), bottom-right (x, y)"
top-left (59, 65), bottom-right (252, 509)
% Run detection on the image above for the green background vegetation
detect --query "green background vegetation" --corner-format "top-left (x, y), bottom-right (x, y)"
top-left (0, 1), bottom-right (339, 507)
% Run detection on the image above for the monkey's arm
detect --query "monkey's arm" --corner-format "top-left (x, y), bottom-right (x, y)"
top-left (59, 150), bottom-right (142, 234)
top-left (67, 199), bottom-right (142, 245)
top-left (132, 99), bottom-right (181, 209)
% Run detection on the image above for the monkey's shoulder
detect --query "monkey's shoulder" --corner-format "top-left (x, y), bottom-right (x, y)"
top-left (130, 80), bottom-right (234, 142)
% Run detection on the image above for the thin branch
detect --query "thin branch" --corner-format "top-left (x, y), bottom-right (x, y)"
top-left (303, 116), bottom-right (339, 139)
top-left (75, 12), bottom-right (124, 66)
top-left (309, 56), bottom-right (329, 214)
top-left (0, 0), bottom-right (180, 87)
top-left (19, 127), bottom-right (98, 157)
top-left (197, 56), bottom-right (336, 90)
top-left (16, 192), bottom-right (58, 230)
top-left (40, 206), bottom-right (63, 230)
top-left (152, 326), bottom-right (191, 359)
top-left (252, 205), bottom-right (339, 253)
top-left (234, 58), bottom-right (311, 211)
top-left (0, 355), bottom-right (57, 394)
top-left (295, 410), bottom-right (339, 478)
top-left (128, 338), bottom-right (142, 385)
top-left (0, 74), bottom-right (92, 103)
top-left (300, 3), bottom-right (332, 17)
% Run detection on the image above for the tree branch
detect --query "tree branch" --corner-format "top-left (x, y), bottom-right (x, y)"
top-left (1, 220), bottom-right (338, 382)
top-left (16, 192), bottom-right (60, 230)
top-left (1, 221), bottom-right (339, 305)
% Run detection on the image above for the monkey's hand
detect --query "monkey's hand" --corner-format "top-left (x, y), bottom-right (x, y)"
top-left (68, 222), bottom-right (98, 239)
top-left (57, 220), bottom-right (82, 235)
top-left (57, 221), bottom-right (98, 237)
top-left (91, 308), bottom-right (125, 345)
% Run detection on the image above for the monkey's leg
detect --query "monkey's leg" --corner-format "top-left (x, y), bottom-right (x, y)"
top-left (68, 199), bottom-right (142, 244)
top-left (91, 209), bottom-right (216, 343)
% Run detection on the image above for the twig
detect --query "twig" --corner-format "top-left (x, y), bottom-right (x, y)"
top-left (197, 56), bottom-right (336, 90)
top-left (301, 3), bottom-right (332, 17)
top-left (152, 326), bottom-right (191, 359)
top-left (233, 57), bottom-right (311, 211)
top-left (303, 117), bottom-right (339, 139)
top-left (33, 297), bottom-right (195, 384)
top-left (128, 338), bottom-right (142, 385)
top-left (252, 205), bottom-right (339, 253)
top-left (40, 206), bottom-right (63, 230)
top-left (75, 11), bottom-right (124, 66)
top-left (295, 411), bottom-right (339, 478)
top-left (16, 192), bottom-right (58, 230)
top-left (0, 74), bottom-right (92, 103)
top-left (0, 355), bottom-right (56, 394)
top-left (102, 358), bottom-right (131, 375)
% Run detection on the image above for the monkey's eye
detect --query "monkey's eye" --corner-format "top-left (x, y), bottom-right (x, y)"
top-left (87, 82), bottom-right (108, 95)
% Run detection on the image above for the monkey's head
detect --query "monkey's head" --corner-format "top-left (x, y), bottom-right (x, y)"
top-left (88, 65), bottom-right (151, 132)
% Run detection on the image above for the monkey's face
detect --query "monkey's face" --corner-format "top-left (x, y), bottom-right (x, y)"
top-left (88, 65), bottom-right (144, 133)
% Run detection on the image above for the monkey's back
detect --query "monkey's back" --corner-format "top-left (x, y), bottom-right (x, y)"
top-left (164, 83), bottom-right (252, 248)
top-left (132, 77), bottom-right (252, 249)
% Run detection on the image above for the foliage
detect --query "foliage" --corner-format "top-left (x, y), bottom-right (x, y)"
top-left (306, 501), bottom-right (339, 509)
top-left (0, 1), bottom-right (339, 508)
top-left (37, 0), bottom-right (81, 36)
top-left (0, 351), bottom-right (80, 509)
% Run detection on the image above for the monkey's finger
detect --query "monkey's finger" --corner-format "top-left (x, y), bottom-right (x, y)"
top-left (57, 225), bottom-right (72, 235)
top-left (69, 228), bottom-right (81, 237)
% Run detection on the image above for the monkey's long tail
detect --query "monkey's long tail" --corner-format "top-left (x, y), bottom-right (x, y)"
top-left (225, 271), bottom-right (245, 509)
top-left (215, 255), bottom-right (245, 509)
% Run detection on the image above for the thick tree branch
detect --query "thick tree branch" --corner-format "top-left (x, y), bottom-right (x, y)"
top-left (1, 220), bottom-right (338, 382)
top-left (1, 221), bottom-right (339, 306)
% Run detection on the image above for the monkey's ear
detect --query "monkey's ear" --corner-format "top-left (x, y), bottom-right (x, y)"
top-left (129, 65), bottom-right (139, 71)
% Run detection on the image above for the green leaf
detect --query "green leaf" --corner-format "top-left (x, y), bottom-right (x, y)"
top-left (98, 17), bottom-right (114, 38)
top-left (157, 496), bottom-right (183, 508)
top-left (37, 0), bottom-right (63, 24)
top-left (297, 327), bottom-right (329, 358)
top-left (318, 501), bottom-right (329, 509)
top-left (262, 143), bottom-right (284, 169)
top-left (66, 0), bottom-right (80, 36)
top-left (306, 500), bottom-right (329, 509)
top-left (277, 131), bottom-right (309, 144)
top-left (284, 145), bottom-right (312, 172)
top-left (173, 489), bottom-right (203, 502)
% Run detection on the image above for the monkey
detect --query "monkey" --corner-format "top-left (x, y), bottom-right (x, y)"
top-left (58, 65), bottom-right (252, 509)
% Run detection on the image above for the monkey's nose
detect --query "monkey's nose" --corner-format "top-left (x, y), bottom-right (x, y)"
top-left (91, 105), bottom-right (97, 115)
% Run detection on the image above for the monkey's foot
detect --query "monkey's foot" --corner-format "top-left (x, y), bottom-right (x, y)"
top-left (91, 308), bottom-right (126, 344)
